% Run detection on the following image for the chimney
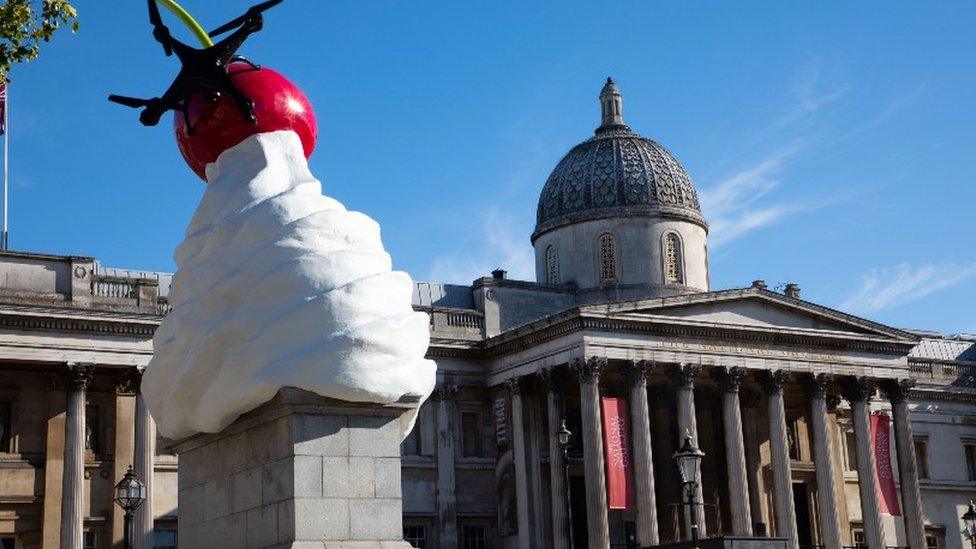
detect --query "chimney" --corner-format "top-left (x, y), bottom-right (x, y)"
top-left (491, 268), bottom-right (507, 281)
top-left (784, 283), bottom-right (801, 299)
top-left (750, 280), bottom-right (768, 290)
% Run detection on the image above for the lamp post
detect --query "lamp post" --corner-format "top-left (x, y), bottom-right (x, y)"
top-left (557, 419), bottom-right (575, 549)
top-left (114, 465), bottom-right (147, 549)
top-left (673, 432), bottom-right (705, 548)
top-left (963, 500), bottom-right (976, 549)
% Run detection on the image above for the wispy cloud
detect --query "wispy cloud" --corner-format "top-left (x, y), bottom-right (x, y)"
top-left (425, 207), bottom-right (535, 284)
top-left (700, 144), bottom-right (811, 248)
top-left (840, 262), bottom-right (976, 313)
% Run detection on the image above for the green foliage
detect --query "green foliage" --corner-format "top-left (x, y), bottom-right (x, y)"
top-left (0, 0), bottom-right (79, 82)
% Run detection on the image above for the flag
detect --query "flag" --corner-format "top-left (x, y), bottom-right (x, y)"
top-left (0, 83), bottom-right (6, 135)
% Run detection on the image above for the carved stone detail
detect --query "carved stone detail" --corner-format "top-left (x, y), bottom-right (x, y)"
top-left (879, 379), bottom-right (916, 403)
top-left (626, 360), bottom-right (654, 386)
top-left (65, 363), bottom-right (95, 391)
top-left (805, 373), bottom-right (835, 399)
top-left (713, 366), bottom-right (747, 393)
top-left (825, 394), bottom-right (842, 411)
top-left (666, 363), bottom-right (702, 390)
top-left (431, 384), bottom-right (458, 402)
top-left (840, 376), bottom-right (876, 403)
top-left (570, 357), bottom-right (605, 384)
top-left (116, 367), bottom-right (143, 395)
top-left (757, 370), bottom-right (790, 395)
top-left (503, 377), bottom-right (522, 396)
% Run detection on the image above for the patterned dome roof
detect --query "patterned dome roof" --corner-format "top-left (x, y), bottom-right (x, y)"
top-left (533, 79), bottom-right (706, 240)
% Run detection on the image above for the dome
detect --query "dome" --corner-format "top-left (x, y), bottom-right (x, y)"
top-left (533, 78), bottom-right (706, 242)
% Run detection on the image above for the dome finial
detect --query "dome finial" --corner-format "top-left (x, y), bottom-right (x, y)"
top-left (599, 76), bottom-right (624, 128)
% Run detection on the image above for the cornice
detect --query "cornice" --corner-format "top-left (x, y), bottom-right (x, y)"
top-left (0, 307), bottom-right (161, 337)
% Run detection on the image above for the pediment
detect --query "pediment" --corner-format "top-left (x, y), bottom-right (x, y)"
top-left (584, 288), bottom-right (916, 342)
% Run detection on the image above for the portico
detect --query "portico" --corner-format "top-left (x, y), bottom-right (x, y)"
top-left (476, 287), bottom-right (926, 547)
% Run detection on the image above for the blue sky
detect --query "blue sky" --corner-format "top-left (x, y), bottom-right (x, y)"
top-left (6, 2), bottom-right (975, 333)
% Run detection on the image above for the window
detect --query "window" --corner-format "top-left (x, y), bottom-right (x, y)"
top-left (83, 531), bottom-right (98, 549)
top-left (0, 401), bottom-right (11, 453)
top-left (966, 442), bottom-right (976, 481)
top-left (786, 419), bottom-right (800, 460)
top-left (153, 530), bottom-right (177, 549)
top-left (461, 411), bottom-right (483, 458)
top-left (844, 430), bottom-right (858, 471)
top-left (462, 525), bottom-right (489, 549)
top-left (664, 232), bottom-right (684, 284)
top-left (926, 534), bottom-right (940, 549)
top-left (925, 528), bottom-right (945, 549)
top-left (545, 245), bottom-right (559, 285)
top-left (915, 437), bottom-right (929, 479)
top-left (851, 529), bottom-right (867, 549)
top-left (598, 233), bottom-right (617, 283)
top-left (85, 405), bottom-right (101, 456)
top-left (403, 525), bottom-right (427, 548)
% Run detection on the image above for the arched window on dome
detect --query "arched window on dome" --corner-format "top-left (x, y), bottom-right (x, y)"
top-left (664, 232), bottom-right (684, 285)
top-left (598, 233), bottom-right (617, 283)
top-left (545, 245), bottom-right (559, 285)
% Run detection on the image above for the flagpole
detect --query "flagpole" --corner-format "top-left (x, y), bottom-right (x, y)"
top-left (2, 81), bottom-right (8, 251)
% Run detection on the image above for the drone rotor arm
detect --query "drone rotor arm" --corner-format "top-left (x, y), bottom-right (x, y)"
top-left (209, 0), bottom-right (282, 37)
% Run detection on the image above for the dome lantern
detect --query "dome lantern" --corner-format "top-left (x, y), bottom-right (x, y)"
top-left (599, 76), bottom-right (625, 129)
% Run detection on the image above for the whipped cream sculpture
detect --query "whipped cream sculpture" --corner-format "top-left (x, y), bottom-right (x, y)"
top-left (109, 1), bottom-right (435, 439)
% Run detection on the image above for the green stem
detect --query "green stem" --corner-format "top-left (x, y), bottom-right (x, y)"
top-left (155, 0), bottom-right (213, 47)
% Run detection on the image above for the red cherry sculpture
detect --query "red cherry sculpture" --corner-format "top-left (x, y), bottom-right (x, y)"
top-left (174, 62), bottom-right (317, 181)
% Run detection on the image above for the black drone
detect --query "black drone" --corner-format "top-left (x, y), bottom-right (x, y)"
top-left (108, 0), bottom-right (283, 133)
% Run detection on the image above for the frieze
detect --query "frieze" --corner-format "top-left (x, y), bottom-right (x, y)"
top-left (0, 311), bottom-right (159, 337)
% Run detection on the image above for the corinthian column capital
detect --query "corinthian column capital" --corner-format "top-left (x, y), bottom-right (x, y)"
top-left (666, 363), bottom-right (702, 390)
top-left (432, 383), bottom-right (459, 402)
top-left (879, 378), bottom-right (916, 403)
top-left (570, 357), bottom-right (606, 384)
top-left (65, 363), bottom-right (95, 391)
top-left (841, 376), bottom-right (877, 403)
top-left (757, 369), bottom-right (790, 395)
top-left (713, 366), bottom-right (747, 393)
top-left (805, 373), bottom-right (835, 399)
top-left (626, 360), bottom-right (654, 386)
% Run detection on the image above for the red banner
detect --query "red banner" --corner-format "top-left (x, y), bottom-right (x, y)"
top-left (870, 413), bottom-right (901, 516)
top-left (601, 397), bottom-right (635, 510)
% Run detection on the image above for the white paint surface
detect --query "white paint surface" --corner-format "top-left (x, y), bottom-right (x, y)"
top-left (143, 131), bottom-right (436, 439)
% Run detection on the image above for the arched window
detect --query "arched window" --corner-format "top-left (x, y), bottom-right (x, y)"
top-left (545, 245), bottom-right (559, 285)
top-left (598, 233), bottom-right (617, 283)
top-left (664, 232), bottom-right (684, 284)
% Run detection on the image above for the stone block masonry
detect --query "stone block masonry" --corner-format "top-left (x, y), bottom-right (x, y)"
top-left (171, 387), bottom-right (416, 549)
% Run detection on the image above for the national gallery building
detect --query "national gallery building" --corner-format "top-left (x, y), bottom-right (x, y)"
top-left (0, 80), bottom-right (974, 549)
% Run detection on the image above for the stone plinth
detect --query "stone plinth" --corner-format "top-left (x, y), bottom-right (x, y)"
top-left (170, 387), bottom-right (416, 549)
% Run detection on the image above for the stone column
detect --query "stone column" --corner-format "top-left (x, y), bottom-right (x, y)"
top-left (506, 377), bottom-right (533, 548)
top-left (715, 367), bottom-right (752, 536)
top-left (571, 357), bottom-right (610, 549)
top-left (61, 363), bottom-right (94, 549)
top-left (759, 370), bottom-right (798, 549)
top-left (433, 383), bottom-right (459, 549)
top-left (841, 376), bottom-right (885, 549)
top-left (667, 363), bottom-right (705, 540)
top-left (881, 379), bottom-right (926, 549)
top-left (113, 375), bottom-right (137, 548)
top-left (132, 369), bottom-right (157, 549)
top-left (806, 374), bottom-right (843, 549)
top-left (42, 376), bottom-right (67, 549)
top-left (628, 360), bottom-right (659, 546)
top-left (538, 368), bottom-right (569, 548)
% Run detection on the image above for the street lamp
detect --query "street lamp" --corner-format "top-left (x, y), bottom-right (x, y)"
top-left (673, 432), bottom-right (705, 548)
top-left (557, 419), bottom-right (574, 549)
top-left (963, 500), bottom-right (976, 549)
top-left (114, 465), bottom-right (146, 549)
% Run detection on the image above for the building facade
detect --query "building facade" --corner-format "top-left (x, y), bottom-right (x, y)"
top-left (1, 80), bottom-right (974, 549)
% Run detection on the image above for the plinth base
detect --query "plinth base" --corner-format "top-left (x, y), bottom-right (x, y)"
top-left (171, 388), bottom-right (418, 548)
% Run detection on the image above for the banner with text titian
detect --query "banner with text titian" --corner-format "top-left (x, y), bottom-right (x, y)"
top-left (601, 396), bottom-right (635, 509)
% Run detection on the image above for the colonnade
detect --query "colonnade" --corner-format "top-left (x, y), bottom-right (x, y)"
top-left (57, 363), bottom-right (156, 549)
top-left (475, 358), bottom-right (925, 549)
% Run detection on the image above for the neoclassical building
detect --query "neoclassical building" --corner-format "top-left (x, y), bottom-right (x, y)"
top-left (0, 79), bottom-right (974, 549)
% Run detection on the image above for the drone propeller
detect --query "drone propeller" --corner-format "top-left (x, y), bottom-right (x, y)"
top-left (147, 0), bottom-right (173, 56)
top-left (108, 95), bottom-right (154, 109)
top-left (208, 0), bottom-right (283, 37)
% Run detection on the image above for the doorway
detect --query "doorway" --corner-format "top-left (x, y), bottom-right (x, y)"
top-left (793, 483), bottom-right (813, 548)
top-left (570, 475), bottom-right (589, 548)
